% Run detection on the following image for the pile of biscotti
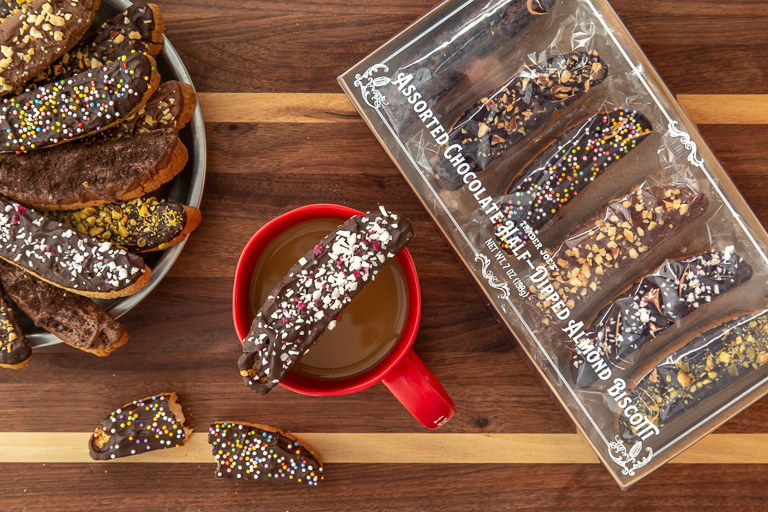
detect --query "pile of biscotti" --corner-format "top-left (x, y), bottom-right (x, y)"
top-left (0, 1), bottom-right (202, 369)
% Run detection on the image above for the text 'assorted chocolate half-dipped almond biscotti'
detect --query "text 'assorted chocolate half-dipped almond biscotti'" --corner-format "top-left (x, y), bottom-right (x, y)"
top-left (0, 51), bottom-right (159, 152)
top-left (494, 108), bottom-right (652, 251)
top-left (435, 51), bottom-right (608, 190)
top-left (570, 249), bottom-right (752, 388)
top-left (29, 1), bottom-right (164, 86)
top-left (89, 393), bottom-right (191, 460)
top-left (618, 311), bottom-right (768, 442)
top-left (0, 0), bottom-right (99, 94)
top-left (0, 259), bottom-right (128, 356)
top-left (0, 289), bottom-right (31, 369)
top-left (238, 207), bottom-right (414, 394)
top-left (54, 197), bottom-right (201, 252)
top-left (0, 195), bottom-right (150, 298)
top-left (209, 421), bottom-right (323, 485)
top-left (529, 184), bottom-right (708, 317)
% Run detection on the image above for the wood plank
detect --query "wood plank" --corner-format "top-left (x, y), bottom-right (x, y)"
top-left (198, 93), bottom-right (768, 125)
top-left (5, 432), bottom-right (768, 464)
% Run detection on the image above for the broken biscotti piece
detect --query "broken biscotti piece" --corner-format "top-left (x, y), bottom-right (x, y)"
top-left (0, 0), bottom-right (99, 94)
top-left (494, 108), bottom-right (653, 250)
top-left (571, 249), bottom-right (752, 388)
top-left (0, 51), bottom-right (159, 152)
top-left (0, 195), bottom-right (151, 299)
top-left (54, 197), bottom-right (202, 252)
top-left (0, 289), bottom-right (31, 369)
top-left (208, 421), bottom-right (323, 485)
top-left (89, 393), bottom-right (191, 460)
top-left (619, 311), bottom-right (768, 442)
top-left (436, 51), bottom-right (608, 190)
top-left (0, 259), bottom-right (128, 356)
top-left (238, 206), bottom-right (414, 394)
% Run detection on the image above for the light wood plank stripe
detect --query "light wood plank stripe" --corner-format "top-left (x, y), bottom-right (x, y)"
top-left (197, 93), bottom-right (768, 125)
top-left (2, 433), bottom-right (768, 464)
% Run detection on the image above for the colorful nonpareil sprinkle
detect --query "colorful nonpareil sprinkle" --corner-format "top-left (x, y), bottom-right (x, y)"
top-left (0, 51), bottom-right (155, 152)
top-left (208, 421), bottom-right (323, 485)
top-left (89, 393), bottom-right (190, 460)
top-left (494, 108), bottom-right (652, 252)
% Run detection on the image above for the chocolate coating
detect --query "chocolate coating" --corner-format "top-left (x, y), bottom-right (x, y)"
top-left (0, 51), bottom-right (156, 152)
top-left (0, 258), bottom-right (125, 353)
top-left (238, 207), bottom-right (414, 394)
top-left (0, 289), bottom-right (30, 368)
top-left (620, 311), bottom-right (768, 440)
top-left (436, 51), bottom-right (608, 190)
top-left (572, 250), bottom-right (752, 388)
top-left (0, 194), bottom-right (146, 293)
top-left (89, 393), bottom-right (190, 460)
top-left (209, 421), bottom-right (323, 485)
top-left (494, 108), bottom-right (652, 248)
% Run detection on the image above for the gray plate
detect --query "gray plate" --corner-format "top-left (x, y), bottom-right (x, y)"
top-left (26, 0), bottom-right (207, 348)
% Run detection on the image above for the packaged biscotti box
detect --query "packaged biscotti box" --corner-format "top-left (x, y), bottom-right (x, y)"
top-left (338, 0), bottom-right (768, 489)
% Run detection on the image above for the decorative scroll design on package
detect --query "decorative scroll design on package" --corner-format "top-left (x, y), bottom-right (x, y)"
top-left (668, 121), bottom-right (705, 169)
top-left (474, 253), bottom-right (511, 300)
top-left (354, 64), bottom-right (391, 109)
top-left (608, 436), bottom-right (653, 476)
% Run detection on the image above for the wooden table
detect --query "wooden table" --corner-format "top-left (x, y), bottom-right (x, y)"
top-left (2, 0), bottom-right (768, 510)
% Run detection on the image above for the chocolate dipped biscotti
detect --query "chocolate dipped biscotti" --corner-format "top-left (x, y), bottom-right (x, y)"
top-left (530, 184), bottom-right (708, 317)
top-left (571, 249), bottom-right (752, 388)
top-left (238, 207), bottom-right (413, 394)
top-left (209, 421), bottom-right (323, 485)
top-left (494, 108), bottom-right (652, 250)
top-left (0, 289), bottom-right (30, 368)
top-left (89, 393), bottom-right (191, 459)
top-left (435, 51), bottom-right (608, 190)
top-left (0, 259), bottom-right (127, 355)
top-left (619, 311), bottom-right (768, 441)
top-left (0, 0), bottom-right (99, 94)
top-left (54, 197), bottom-right (201, 252)
top-left (0, 195), bottom-right (150, 298)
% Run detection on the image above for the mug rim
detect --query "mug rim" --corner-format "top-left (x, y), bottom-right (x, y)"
top-left (232, 203), bottom-right (422, 396)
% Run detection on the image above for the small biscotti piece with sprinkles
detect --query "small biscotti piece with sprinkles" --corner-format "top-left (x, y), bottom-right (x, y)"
top-left (436, 51), bottom-right (608, 190)
top-left (29, 2), bottom-right (164, 86)
top-left (494, 108), bottom-right (652, 251)
top-left (54, 197), bottom-right (202, 252)
top-left (0, 0), bottom-right (99, 94)
top-left (89, 393), bottom-right (191, 460)
top-left (0, 51), bottom-right (160, 152)
top-left (0, 290), bottom-right (31, 369)
top-left (0, 195), bottom-right (151, 298)
top-left (238, 206), bottom-right (414, 394)
top-left (208, 421), bottom-right (323, 485)
top-left (0, 259), bottom-right (127, 356)
top-left (105, 80), bottom-right (196, 139)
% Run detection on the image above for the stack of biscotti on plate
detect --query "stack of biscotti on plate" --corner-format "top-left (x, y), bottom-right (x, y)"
top-left (0, 1), bottom-right (201, 369)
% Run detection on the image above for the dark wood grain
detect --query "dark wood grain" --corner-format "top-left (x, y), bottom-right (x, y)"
top-left (1, 0), bottom-right (768, 509)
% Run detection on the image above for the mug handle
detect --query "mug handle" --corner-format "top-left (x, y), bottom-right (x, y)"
top-left (381, 349), bottom-right (456, 429)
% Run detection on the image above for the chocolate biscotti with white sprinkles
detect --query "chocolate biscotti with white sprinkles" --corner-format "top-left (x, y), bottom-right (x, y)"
top-left (89, 393), bottom-right (191, 460)
top-left (238, 206), bottom-right (413, 394)
top-left (209, 421), bottom-right (323, 484)
top-left (0, 194), bottom-right (150, 298)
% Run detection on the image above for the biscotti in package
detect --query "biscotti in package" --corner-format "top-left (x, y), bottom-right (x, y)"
top-left (338, 0), bottom-right (768, 488)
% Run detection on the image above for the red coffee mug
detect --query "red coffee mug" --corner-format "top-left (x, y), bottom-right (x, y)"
top-left (232, 204), bottom-right (455, 429)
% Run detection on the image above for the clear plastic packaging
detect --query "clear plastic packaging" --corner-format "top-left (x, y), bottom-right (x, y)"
top-left (339, 0), bottom-right (768, 488)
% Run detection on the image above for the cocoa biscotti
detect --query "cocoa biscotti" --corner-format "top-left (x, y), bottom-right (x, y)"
top-left (208, 421), bottom-right (323, 485)
top-left (238, 207), bottom-right (414, 394)
top-left (570, 249), bottom-right (753, 388)
top-left (0, 259), bottom-right (127, 356)
top-left (0, 195), bottom-right (150, 298)
top-left (619, 311), bottom-right (768, 441)
top-left (435, 51), bottom-right (608, 190)
top-left (0, 289), bottom-right (30, 368)
top-left (494, 108), bottom-right (652, 249)
top-left (530, 184), bottom-right (708, 317)
top-left (89, 393), bottom-right (191, 460)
